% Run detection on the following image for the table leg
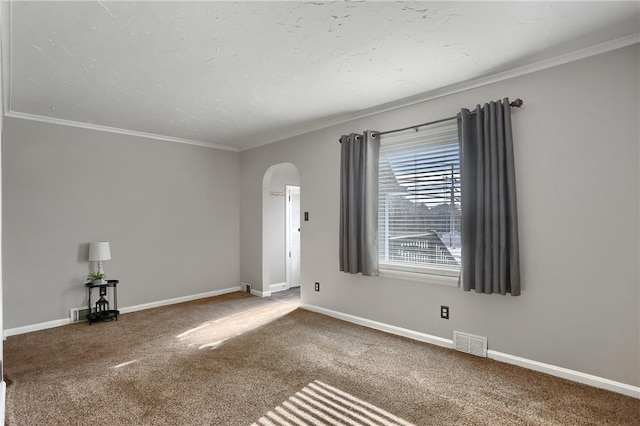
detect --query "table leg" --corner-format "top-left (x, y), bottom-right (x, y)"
top-left (88, 287), bottom-right (92, 325)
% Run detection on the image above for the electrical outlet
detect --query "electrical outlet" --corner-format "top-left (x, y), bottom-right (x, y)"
top-left (441, 305), bottom-right (449, 320)
top-left (314, 282), bottom-right (320, 291)
top-left (304, 212), bottom-right (309, 221)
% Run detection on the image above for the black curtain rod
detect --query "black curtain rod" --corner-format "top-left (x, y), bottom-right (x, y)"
top-left (379, 98), bottom-right (523, 136)
top-left (339, 98), bottom-right (523, 141)
top-left (378, 116), bottom-right (457, 136)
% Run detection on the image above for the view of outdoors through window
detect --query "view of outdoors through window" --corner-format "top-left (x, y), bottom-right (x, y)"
top-left (378, 122), bottom-right (461, 271)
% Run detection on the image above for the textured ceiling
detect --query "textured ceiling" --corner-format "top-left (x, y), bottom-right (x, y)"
top-left (5, 1), bottom-right (640, 151)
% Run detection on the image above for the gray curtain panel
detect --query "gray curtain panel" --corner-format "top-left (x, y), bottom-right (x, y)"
top-left (458, 99), bottom-right (521, 295)
top-left (339, 130), bottom-right (380, 276)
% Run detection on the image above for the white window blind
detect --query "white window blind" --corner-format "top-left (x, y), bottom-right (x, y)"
top-left (378, 120), bottom-right (461, 273)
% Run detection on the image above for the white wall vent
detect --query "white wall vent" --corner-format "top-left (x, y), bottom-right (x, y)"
top-left (70, 307), bottom-right (91, 323)
top-left (241, 282), bottom-right (252, 293)
top-left (453, 331), bottom-right (488, 357)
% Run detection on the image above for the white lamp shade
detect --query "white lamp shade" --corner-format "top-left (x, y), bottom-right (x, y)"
top-left (89, 241), bottom-right (111, 261)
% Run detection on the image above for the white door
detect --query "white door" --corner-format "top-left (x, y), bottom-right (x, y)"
top-left (286, 185), bottom-right (301, 288)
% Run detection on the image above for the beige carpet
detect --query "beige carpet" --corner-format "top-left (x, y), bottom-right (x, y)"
top-left (4, 290), bottom-right (639, 425)
top-left (251, 379), bottom-right (417, 426)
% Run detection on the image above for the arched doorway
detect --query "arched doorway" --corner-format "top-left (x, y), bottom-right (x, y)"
top-left (262, 163), bottom-right (301, 295)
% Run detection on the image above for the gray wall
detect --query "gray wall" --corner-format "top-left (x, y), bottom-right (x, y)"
top-left (239, 45), bottom-right (640, 386)
top-left (3, 117), bottom-right (240, 328)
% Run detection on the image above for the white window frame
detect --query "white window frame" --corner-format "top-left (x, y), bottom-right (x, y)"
top-left (379, 266), bottom-right (459, 286)
top-left (377, 121), bottom-right (461, 287)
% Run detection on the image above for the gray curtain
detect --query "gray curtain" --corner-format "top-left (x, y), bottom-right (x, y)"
top-left (458, 98), bottom-right (521, 295)
top-left (339, 130), bottom-right (380, 276)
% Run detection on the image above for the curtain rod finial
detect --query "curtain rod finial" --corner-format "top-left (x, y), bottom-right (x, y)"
top-left (510, 98), bottom-right (524, 108)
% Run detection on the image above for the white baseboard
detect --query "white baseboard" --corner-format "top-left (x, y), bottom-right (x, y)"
top-left (119, 286), bottom-right (241, 314)
top-left (300, 303), bottom-right (640, 399)
top-left (269, 282), bottom-right (288, 293)
top-left (251, 289), bottom-right (272, 297)
top-left (3, 318), bottom-right (71, 338)
top-left (3, 286), bottom-right (242, 338)
top-left (486, 350), bottom-right (640, 399)
top-left (300, 304), bottom-right (453, 349)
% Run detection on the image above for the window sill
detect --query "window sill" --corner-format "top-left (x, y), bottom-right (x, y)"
top-left (379, 268), bottom-right (459, 287)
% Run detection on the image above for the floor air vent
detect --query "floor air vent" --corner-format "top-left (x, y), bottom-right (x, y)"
top-left (453, 331), bottom-right (487, 357)
top-left (70, 307), bottom-right (91, 323)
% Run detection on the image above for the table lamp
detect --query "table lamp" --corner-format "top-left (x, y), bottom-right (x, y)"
top-left (89, 241), bottom-right (111, 280)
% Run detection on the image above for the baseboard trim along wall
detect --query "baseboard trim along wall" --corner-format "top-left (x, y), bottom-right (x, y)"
top-left (118, 286), bottom-right (241, 314)
top-left (251, 289), bottom-right (272, 297)
top-left (4, 293), bottom-right (637, 398)
top-left (3, 318), bottom-right (71, 338)
top-left (3, 286), bottom-right (242, 338)
top-left (300, 303), bottom-right (640, 399)
top-left (485, 350), bottom-right (640, 399)
top-left (269, 282), bottom-right (287, 293)
top-left (300, 303), bottom-right (452, 349)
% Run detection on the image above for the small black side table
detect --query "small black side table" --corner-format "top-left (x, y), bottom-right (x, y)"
top-left (85, 279), bottom-right (119, 325)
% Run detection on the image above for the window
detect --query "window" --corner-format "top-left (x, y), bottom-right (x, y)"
top-left (378, 120), bottom-right (461, 276)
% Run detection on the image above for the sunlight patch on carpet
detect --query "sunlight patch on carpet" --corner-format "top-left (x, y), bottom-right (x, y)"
top-left (176, 299), bottom-right (299, 350)
top-left (252, 380), bottom-right (415, 426)
top-left (111, 359), bottom-right (138, 369)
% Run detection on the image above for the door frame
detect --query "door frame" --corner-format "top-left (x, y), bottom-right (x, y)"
top-left (285, 184), bottom-right (301, 289)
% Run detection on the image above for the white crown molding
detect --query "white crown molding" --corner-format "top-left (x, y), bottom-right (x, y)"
top-left (300, 303), bottom-right (640, 399)
top-left (4, 111), bottom-right (239, 152)
top-left (1, 0), bottom-right (637, 153)
top-left (1, 0), bottom-right (238, 151)
top-left (241, 33), bottom-right (640, 151)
